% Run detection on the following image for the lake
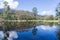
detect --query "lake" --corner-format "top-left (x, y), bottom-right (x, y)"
top-left (0, 22), bottom-right (60, 40)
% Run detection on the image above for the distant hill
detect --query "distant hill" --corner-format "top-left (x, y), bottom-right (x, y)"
top-left (0, 9), bottom-right (3, 13)
top-left (0, 9), bottom-right (15, 14)
top-left (0, 9), bottom-right (41, 20)
top-left (15, 10), bottom-right (41, 20)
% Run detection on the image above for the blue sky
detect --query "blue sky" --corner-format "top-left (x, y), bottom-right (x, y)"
top-left (0, 0), bottom-right (60, 16)
top-left (17, 0), bottom-right (60, 16)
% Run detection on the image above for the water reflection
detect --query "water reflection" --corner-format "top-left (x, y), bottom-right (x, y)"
top-left (55, 25), bottom-right (60, 40)
top-left (0, 22), bottom-right (60, 40)
top-left (0, 31), bottom-right (4, 40)
top-left (57, 29), bottom-right (60, 40)
top-left (0, 22), bottom-right (55, 30)
top-left (0, 31), bottom-right (18, 40)
top-left (39, 25), bottom-right (57, 30)
top-left (8, 31), bottom-right (18, 40)
top-left (32, 26), bottom-right (37, 36)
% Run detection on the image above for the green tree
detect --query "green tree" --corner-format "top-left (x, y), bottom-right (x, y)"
top-left (3, 1), bottom-right (8, 18)
top-left (3, 1), bottom-right (10, 40)
top-left (32, 7), bottom-right (38, 19)
top-left (56, 3), bottom-right (60, 16)
top-left (44, 15), bottom-right (54, 20)
top-left (56, 3), bottom-right (60, 21)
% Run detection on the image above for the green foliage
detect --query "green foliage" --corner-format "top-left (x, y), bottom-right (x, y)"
top-left (32, 7), bottom-right (38, 14)
top-left (56, 3), bottom-right (60, 16)
top-left (44, 15), bottom-right (54, 20)
top-left (32, 7), bottom-right (38, 19)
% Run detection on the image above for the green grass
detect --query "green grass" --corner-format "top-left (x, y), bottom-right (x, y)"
top-left (0, 20), bottom-right (58, 22)
top-left (4, 20), bottom-right (58, 23)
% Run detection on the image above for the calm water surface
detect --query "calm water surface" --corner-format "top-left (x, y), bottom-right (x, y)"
top-left (0, 24), bottom-right (60, 40)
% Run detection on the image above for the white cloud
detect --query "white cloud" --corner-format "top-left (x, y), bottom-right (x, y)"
top-left (0, 0), bottom-right (19, 9)
top-left (0, 2), bottom-right (4, 8)
top-left (38, 10), bottom-right (55, 16)
top-left (4, 0), bottom-right (13, 2)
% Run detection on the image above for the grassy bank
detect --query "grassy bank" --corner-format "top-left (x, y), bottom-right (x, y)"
top-left (0, 20), bottom-right (58, 22)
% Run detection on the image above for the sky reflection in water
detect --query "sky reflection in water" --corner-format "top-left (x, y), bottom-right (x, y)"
top-left (0, 25), bottom-right (59, 40)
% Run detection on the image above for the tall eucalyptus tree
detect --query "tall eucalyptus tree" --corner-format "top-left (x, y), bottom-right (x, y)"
top-left (56, 3), bottom-right (60, 24)
top-left (32, 7), bottom-right (38, 20)
top-left (3, 1), bottom-right (10, 40)
top-left (56, 3), bottom-right (60, 16)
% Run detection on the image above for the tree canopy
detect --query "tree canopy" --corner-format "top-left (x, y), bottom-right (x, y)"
top-left (56, 3), bottom-right (60, 16)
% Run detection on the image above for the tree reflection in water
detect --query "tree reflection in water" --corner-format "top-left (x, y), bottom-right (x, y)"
top-left (57, 29), bottom-right (60, 40)
top-left (32, 26), bottom-right (37, 36)
top-left (56, 24), bottom-right (60, 40)
top-left (1, 21), bottom-right (60, 40)
top-left (32, 22), bottom-right (37, 36)
top-left (43, 22), bottom-right (54, 27)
